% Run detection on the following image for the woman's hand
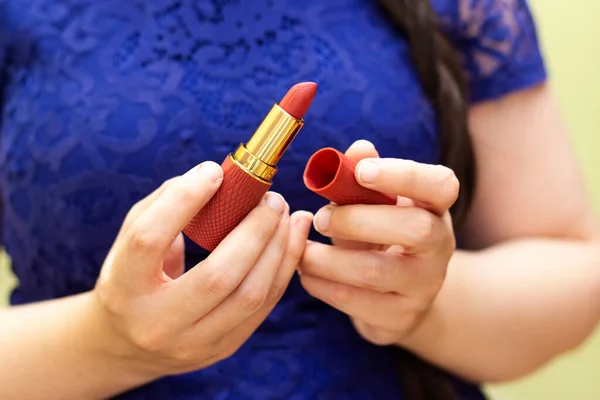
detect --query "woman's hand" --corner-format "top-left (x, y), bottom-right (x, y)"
top-left (299, 141), bottom-right (459, 346)
top-left (93, 161), bottom-right (313, 378)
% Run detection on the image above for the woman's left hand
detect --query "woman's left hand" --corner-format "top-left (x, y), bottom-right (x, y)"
top-left (299, 141), bottom-right (460, 346)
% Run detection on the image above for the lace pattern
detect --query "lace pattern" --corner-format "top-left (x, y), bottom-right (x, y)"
top-left (0, 1), bottom-right (545, 398)
top-left (436, 0), bottom-right (546, 100)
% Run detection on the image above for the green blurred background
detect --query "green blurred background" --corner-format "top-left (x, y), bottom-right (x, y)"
top-left (1, 0), bottom-right (599, 398)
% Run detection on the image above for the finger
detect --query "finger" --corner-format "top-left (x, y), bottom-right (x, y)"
top-left (170, 192), bottom-right (287, 325)
top-left (355, 158), bottom-right (459, 215)
top-left (337, 141), bottom-right (415, 248)
top-left (120, 179), bottom-right (174, 238)
top-left (196, 207), bottom-right (291, 337)
top-left (314, 204), bottom-right (446, 249)
top-left (249, 211), bottom-right (313, 315)
top-left (300, 241), bottom-right (411, 293)
top-left (300, 274), bottom-right (405, 331)
top-left (102, 178), bottom-right (178, 286)
top-left (117, 162), bottom-right (223, 275)
top-left (344, 141), bottom-right (415, 209)
top-left (107, 179), bottom-right (174, 261)
top-left (163, 233), bottom-right (186, 280)
top-left (206, 211), bottom-right (313, 345)
top-left (352, 319), bottom-right (402, 346)
top-left (345, 139), bottom-right (380, 160)
top-left (333, 141), bottom-right (381, 248)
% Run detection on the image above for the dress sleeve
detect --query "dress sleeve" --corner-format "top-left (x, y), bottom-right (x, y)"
top-left (444, 0), bottom-right (548, 103)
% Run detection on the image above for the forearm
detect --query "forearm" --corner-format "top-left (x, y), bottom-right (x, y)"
top-left (0, 292), bottom-right (155, 399)
top-left (399, 238), bottom-right (600, 383)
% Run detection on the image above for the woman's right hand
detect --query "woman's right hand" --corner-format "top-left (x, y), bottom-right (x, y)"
top-left (90, 161), bottom-right (312, 378)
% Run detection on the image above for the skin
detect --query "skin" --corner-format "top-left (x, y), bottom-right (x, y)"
top-left (0, 162), bottom-right (313, 399)
top-left (299, 83), bottom-right (600, 383)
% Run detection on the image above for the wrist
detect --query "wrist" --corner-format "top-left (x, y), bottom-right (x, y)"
top-left (75, 292), bottom-right (164, 387)
top-left (394, 250), bottom-right (474, 356)
top-left (394, 298), bottom-right (443, 354)
top-left (395, 292), bottom-right (445, 353)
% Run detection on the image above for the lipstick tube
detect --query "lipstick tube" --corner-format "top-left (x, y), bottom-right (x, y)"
top-left (303, 147), bottom-right (397, 206)
top-left (184, 83), bottom-right (316, 251)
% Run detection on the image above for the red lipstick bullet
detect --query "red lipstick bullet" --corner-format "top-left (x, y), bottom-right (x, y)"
top-left (184, 82), bottom-right (318, 251)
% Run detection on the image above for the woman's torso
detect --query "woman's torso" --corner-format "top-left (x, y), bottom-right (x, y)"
top-left (0, 0), bottom-right (487, 398)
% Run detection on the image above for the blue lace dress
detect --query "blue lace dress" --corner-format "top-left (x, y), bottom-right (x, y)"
top-left (0, 0), bottom-right (546, 398)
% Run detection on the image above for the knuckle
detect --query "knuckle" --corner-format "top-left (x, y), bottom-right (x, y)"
top-left (332, 285), bottom-right (352, 304)
top-left (123, 179), bottom-right (173, 226)
top-left (368, 329), bottom-right (398, 346)
top-left (171, 346), bottom-right (198, 365)
top-left (238, 285), bottom-right (269, 312)
top-left (125, 203), bottom-right (143, 224)
top-left (128, 228), bottom-right (160, 253)
top-left (355, 321), bottom-right (398, 346)
top-left (332, 207), bottom-right (360, 238)
top-left (412, 212), bottom-right (436, 242)
top-left (204, 268), bottom-right (237, 295)
top-left (248, 213), bottom-right (280, 246)
top-left (170, 182), bottom-right (198, 204)
top-left (129, 326), bottom-right (168, 354)
top-left (437, 167), bottom-right (460, 205)
top-left (360, 256), bottom-right (387, 287)
top-left (285, 242), bottom-right (304, 266)
top-left (344, 208), bottom-right (360, 232)
top-left (266, 283), bottom-right (287, 305)
top-left (285, 228), bottom-right (307, 262)
top-left (403, 160), bottom-right (422, 186)
top-left (162, 177), bottom-right (176, 188)
top-left (122, 209), bottom-right (143, 235)
top-left (154, 179), bottom-right (174, 197)
top-left (96, 282), bottom-right (129, 316)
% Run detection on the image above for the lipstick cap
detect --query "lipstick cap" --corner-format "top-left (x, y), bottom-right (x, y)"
top-left (303, 147), bottom-right (397, 206)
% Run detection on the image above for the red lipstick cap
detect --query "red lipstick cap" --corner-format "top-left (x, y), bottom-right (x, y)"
top-left (303, 147), bottom-right (397, 206)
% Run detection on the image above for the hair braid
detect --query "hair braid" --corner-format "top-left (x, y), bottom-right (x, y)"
top-left (378, 0), bottom-right (476, 228)
top-left (376, 0), bottom-right (478, 399)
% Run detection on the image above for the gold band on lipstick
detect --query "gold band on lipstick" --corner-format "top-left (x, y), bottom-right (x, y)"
top-left (230, 104), bottom-right (304, 183)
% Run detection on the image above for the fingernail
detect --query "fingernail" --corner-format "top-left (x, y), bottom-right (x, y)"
top-left (353, 139), bottom-right (375, 150)
top-left (196, 162), bottom-right (223, 184)
top-left (295, 212), bottom-right (313, 234)
top-left (357, 160), bottom-right (379, 184)
top-left (314, 207), bottom-right (332, 232)
top-left (265, 192), bottom-right (286, 215)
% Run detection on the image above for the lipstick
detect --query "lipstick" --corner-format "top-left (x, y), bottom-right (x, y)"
top-left (303, 147), bottom-right (397, 206)
top-left (184, 82), bottom-right (318, 251)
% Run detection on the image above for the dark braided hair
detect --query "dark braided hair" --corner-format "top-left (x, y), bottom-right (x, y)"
top-left (378, 0), bottom-right (476, 227)
top-left (376, 0), bottom-right (477, 398)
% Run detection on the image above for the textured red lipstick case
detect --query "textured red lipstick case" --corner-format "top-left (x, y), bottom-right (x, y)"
top-left (184, 156), bottom-right (271, 251)
top-left (303, 147), bottom-right (396, 206)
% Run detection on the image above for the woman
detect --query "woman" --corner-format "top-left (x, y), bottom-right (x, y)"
top-left (1, 0), bottom-right (599, 399)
